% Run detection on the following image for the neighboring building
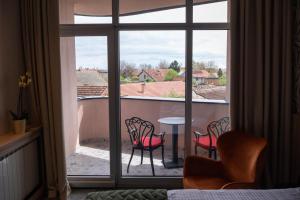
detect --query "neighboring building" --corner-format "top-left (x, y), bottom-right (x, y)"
top-left (205, 73), bottom-right (219, 85)
top-left (77, 86), bottom-right (108, 97)
top-left (192, 70), bottom-right (210, 84)
top-left (181, 70), bottom-right (219, 85)
top-left (76, 68), bottom-right (108, 97)
top-left (121, 81), bottom-right (185, 97)
top-left (193, 85), bottom-right (226, 100)
top-left (138, 69), bottom-right (170, 82)
top-left (77, 68), bottom-right (108, 86)
top-left (120, 81), bottom-right (226, 100)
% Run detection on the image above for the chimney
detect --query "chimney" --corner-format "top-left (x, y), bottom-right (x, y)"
top-left (140, 82), bottom-right (145, 93)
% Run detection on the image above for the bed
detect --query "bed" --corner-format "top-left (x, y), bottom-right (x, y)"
top-left (168, 188), bottom-right (300, 200)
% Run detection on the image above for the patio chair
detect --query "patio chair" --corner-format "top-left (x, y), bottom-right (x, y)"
top-left (125, 117), bottom-right (166, 176)
top-left (193, 117), bottom-right (230, 159)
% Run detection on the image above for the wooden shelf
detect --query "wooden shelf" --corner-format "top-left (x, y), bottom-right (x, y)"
top-left (0, 127), bottom-right (42, 158)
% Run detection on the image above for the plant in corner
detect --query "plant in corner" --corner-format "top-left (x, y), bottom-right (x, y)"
top-left (10, 72), bottom-right (31, 134)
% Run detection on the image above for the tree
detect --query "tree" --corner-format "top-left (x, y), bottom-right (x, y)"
top-left (120, 61), bottom-right (136, 78)
top-left (217, 68), bottom-right (223, 78)
top-left (206, 61), bottom-right (218, 73)
top-left (158, 60), bottom-right (169, 69)
top-left (192, 60), bottom-right (206, 71)
top-left (169, 60), bottom-right (181, 72)
top-left (218, 74), bottom-right (227, 86)
top-left (164, 69), bottom-right (178, 81)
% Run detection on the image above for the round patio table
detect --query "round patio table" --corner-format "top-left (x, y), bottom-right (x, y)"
top-left (158, 117), bottom-right (185, 169)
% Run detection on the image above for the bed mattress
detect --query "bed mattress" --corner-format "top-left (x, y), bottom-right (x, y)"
top-left (168, 188), bottom-right (300, 200)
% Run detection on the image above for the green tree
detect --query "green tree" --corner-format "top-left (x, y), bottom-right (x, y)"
top-left (164, 69), bottom-right (178, 81)
top-left (169, 60), bottom-right (181, 72)
top-left (218, 75), bottom-right (227, 86)
top-left (217, 68), bottom-right (223, 78)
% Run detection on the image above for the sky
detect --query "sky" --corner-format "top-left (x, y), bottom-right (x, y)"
top-left (74, 1), bottom-right (228, 70)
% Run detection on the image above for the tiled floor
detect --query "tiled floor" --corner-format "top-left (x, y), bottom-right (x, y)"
top-left (66, 139), bottom-right (207, 177)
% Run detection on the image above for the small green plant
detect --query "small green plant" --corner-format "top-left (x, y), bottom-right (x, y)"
top-left (218, 75), bottom-right (227, 86)
top-left (164, 69), bottom-right (178, 81)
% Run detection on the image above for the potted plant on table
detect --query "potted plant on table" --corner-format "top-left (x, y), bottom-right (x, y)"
top-left (10, 72), bottom-right (31, 134)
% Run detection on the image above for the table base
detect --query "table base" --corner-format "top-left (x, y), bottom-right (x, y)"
top-left (164, 158), bottom-right (184, 169)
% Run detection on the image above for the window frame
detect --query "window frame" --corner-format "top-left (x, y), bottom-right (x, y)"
top-left (60, 0), bottom-right (229, 188)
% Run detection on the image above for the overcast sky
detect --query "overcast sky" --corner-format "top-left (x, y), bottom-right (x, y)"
top-left (75, 1), bottom-right (228, 69)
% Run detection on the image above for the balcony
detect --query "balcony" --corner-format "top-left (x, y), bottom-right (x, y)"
top-left (65, 96), bottom-right (229, 176)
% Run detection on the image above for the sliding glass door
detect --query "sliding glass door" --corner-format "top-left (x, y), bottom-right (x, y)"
top-left (60, 32), bottom-right (117, 186)
top-left (59, 0), bottom-right (229, 188)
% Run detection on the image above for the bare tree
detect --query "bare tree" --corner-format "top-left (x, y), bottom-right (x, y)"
top-left (158, 60), bottom-right (169, 69)
top-left (139, 63), bottom-right (153, 70)
top-left (120, 61), bottom-right (137, 78)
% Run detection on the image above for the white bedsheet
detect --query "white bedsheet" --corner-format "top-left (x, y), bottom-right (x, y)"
top-left (168, 188), bottom-right (300, 200)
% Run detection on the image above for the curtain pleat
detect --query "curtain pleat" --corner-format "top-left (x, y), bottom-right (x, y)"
top-left (230, 0), bottom-right (298, 187)
top-left (20, 0), bottom-right (69, 199)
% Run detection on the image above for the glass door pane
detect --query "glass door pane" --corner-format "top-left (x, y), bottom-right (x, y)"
top-left (119, 31), bottom-right (186, 177)
top-left (61, 36), bottom-right (111, 176)
top-left (191, 30), bottom-right (230, 158)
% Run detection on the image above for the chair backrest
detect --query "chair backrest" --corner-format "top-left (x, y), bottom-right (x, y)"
top-left (217, 131), bottom-right (267, 183)
top-left (207, 117), bottom-right (230, 139)
top-left (125, 117), bottom-right (154, 146)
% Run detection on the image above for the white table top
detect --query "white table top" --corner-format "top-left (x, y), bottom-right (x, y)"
top-left (158, 117), bottom-right (185, 125)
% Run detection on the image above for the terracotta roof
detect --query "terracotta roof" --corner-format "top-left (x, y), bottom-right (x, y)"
top-left (76, 69), bottom-right (108, 86)
top-left (192, 70), bottom-right (210, 78)
top-left (139, 69), bottom-right (170, 82)
top-left (193, 85), bottom-right (226, 100)
top-left (77, 86), bottom-right (108, 96)
top-left (121, 82), bottom-right (226, 100)
top-left (121, 81), bottom-right (185, 97)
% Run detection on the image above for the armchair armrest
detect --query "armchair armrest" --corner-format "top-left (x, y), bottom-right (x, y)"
top-left (221, 182), bottom-right (257, 189)
top-left (184, 156), bottom-right (223, 177)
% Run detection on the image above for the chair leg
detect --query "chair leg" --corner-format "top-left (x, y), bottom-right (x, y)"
top-left (213, 150), bottom-right (217, 160)
top-left (208, 149), bottom-right (212, 158)
top-left (140, 149), bottom-right (144, 165)
top-left (127, 148), bottom-right (135, 173)
top-left (194, 145), bottom-right (197, 155)
top-left (161, 145), bottom-right (166, 168)
top-left (150, 150), bottom-right (155, 176)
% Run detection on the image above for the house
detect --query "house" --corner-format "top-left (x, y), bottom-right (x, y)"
top-left (181, 70), bottom-right (219, 85)
top-left (137, 69), bottom-right (170, 82)
top-left (192, 70), bottom-right (210, 84)
top-left (76, 69), bottom-right (108, 96)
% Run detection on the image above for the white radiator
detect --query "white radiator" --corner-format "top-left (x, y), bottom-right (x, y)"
top-left (0, 140), bottom-right (41, 200)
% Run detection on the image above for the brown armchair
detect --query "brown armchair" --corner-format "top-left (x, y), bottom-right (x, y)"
top-left (184, 131), bottom-right (267, 189)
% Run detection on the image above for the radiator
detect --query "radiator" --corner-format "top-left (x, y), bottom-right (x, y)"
top-left (0, 140), bottom-right (41, 200)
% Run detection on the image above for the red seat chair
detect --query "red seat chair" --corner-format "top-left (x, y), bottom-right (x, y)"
top-left (193, 117), bottom-right (229, 159)
top-left (125, 117), bottom-right (165, 176)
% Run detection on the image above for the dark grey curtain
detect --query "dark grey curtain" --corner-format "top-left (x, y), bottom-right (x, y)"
top-left (294, 2), bottom-right (300, 113)
top-left (230, 0), bottom-right (298, 187)
top-left (20, 0), bottom-right (69, 198)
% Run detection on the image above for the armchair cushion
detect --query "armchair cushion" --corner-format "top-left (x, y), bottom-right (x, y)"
top-left (193, 135), bottom-right (217, 148)
top-left (134, 136), bottom-right (163, 147)
top-left (184, 156), bottom-right (223, 177)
